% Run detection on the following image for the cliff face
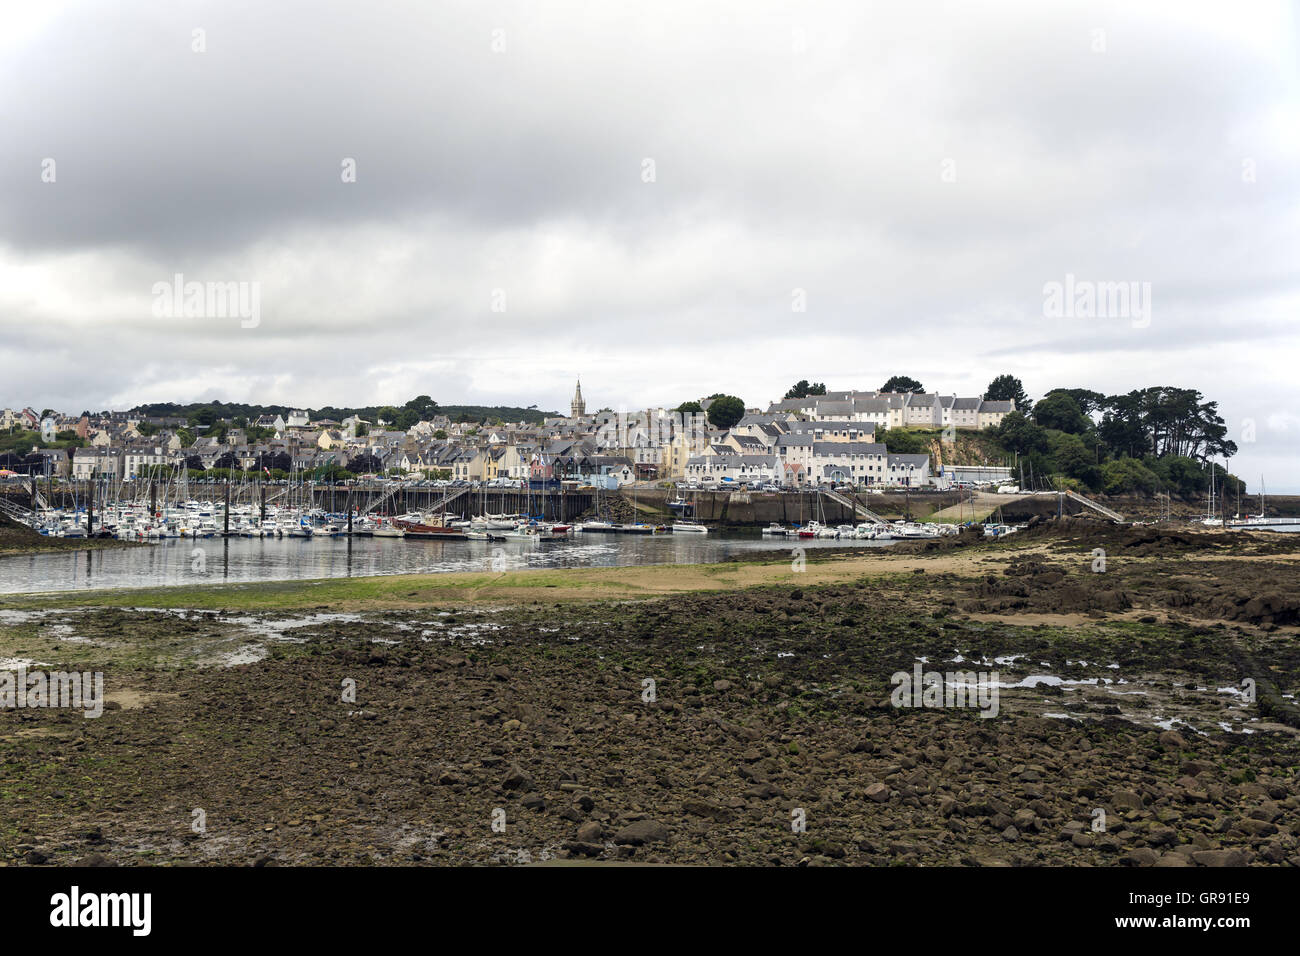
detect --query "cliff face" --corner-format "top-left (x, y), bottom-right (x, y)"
top-left (924, 431), bottom-right (1007, 470)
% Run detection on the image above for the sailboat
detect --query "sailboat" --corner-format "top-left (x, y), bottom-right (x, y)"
top-left (1226, 476), bottom-right (1300, 531)
top-left (1199, 463), bottom-right (1223, 526)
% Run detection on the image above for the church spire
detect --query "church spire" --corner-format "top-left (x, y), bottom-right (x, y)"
top-left (570, 378), bottom-right (586, 418)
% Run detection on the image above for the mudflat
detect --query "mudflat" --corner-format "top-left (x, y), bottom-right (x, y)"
top-left (1, 520), bottom-right (1297, 866)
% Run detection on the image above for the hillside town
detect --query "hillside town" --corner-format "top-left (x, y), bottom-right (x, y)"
top-left (0, 383), bottom-right (1017, 492)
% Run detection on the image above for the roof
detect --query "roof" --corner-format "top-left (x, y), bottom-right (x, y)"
top-left (888, 454), bottom-right (931, 467)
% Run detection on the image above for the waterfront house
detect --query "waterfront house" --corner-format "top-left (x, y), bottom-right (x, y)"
top-left (886, 453), bottom-right (932, 487)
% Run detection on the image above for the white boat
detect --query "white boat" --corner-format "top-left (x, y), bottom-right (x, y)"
top-left (671, 521), bottom-right (708, 533)
top-left (372, 525), bottom-right (405, 538)
top-left (895, 522), bottom-right (940, 539)
top-left (761, 523), bottom-right (789, 536)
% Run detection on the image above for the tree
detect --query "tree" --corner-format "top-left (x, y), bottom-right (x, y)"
top-left (984, 374), bottom-right (1031, 412)
top-left (705, 394), bottom-right (745, 430)
top-left (675, 401), bottom-right (703, 415)
top-left (1097, 387), bottom-right (1237, 462)
top-left (992, 411), bottom-right (1049, 455)
top-left (881, 376), bottom-right (924, 393)
top-left (404, 395), bottom-right (439, 419)
top-left (1045, 388), bottom-right (1106, 417)
top-left (783, 380), bottom-right (827, 400)
top-left (1033, 392), bottom-right (1090, 434)
top-left (1048, 431), bottom-right (1102, 491)
top-left (882, 430), bottom-right (931, 455)
top-left (1100, 457), bottom-right (1160, 495)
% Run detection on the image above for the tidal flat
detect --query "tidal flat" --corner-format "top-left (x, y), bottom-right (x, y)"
top-left (2, 521), bottom-right (1297, 867)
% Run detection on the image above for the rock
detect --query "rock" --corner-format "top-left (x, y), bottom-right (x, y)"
top-left (1158, 730), bottom-right (1186, 749)
top-left (1191, 849), bottom-right (1248, 867)
top-left (1261, 842), bottom-right (1287, 864)
top-left (576, 821), bottom-right (604, 843)
top-left (501, 765), bottom-right (534, 791)
top-left (682, 800), bottom-right (733, 822)
top-left (24, 849), bottom-right (48, 865)
top-left (1147, 827), bottom-right (1178, 847)
top-left (1153, 852), bottom-right (1192, 867)
top-left (1001, 826), bottom-right (1019, 841)
top-left (1071, 832), bottom-right (1094, 848)
top-left (613, 820), bottom-right (670, 846)
top-left (521, 794), bottom-right (546, 811)
top-left (1012, 809), bottom-right (1036, 832)
top-left (712, 680), bottom-right (734, 692)
top-left (865, 782), bottom-right (890, 803)
top-left (1111, 790), bottom-right (1144, 811)
top-left (564, 842), bottom-right (604, 858)
top-left (1122, 847), bottom-right (1159, 867)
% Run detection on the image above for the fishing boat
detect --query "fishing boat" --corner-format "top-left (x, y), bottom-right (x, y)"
top-left (393, 515), bottom-right (467, 540)
top-left (761, 522), bottom-right (789, 536)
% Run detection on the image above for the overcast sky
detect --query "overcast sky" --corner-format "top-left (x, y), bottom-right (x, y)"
top-left (2, 1), bottom-right (1297, 488)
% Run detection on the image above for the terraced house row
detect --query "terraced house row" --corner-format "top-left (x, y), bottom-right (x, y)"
top-left (765, 390), bottom-right (1015, 430)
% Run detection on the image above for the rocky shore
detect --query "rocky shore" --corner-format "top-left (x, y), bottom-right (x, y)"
top-left (1, 521), bottom-right (1296, 866)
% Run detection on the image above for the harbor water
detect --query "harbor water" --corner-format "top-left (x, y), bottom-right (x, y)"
top-left (0, 531), bottom-right (895, 594)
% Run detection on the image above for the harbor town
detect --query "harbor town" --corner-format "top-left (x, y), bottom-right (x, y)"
top-left (3, 378), bottom-right (1289, 557)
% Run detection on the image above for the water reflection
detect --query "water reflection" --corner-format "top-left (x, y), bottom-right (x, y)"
top-left (0, 533), bottom-right (894, 595)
